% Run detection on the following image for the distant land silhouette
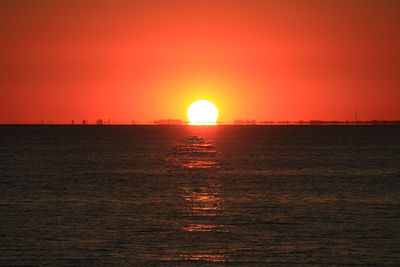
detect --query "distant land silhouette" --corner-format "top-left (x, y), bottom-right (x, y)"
top-left (29, 119), bottom-right (400, 125)
top-left (234, 120), bottom-right (400, 125)
top-left (154, 119), bottom-right (183, 125)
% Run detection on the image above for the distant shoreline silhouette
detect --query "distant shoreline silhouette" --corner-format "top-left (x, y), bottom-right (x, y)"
top-left (4, 120), bottom-right (400, 126)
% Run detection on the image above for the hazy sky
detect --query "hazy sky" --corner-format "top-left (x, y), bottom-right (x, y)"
top-left (1, 0), bottom-right (399, 123)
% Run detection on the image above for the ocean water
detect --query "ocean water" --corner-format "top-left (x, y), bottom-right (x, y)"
top-left (1, 125), bottom-right (399, 265)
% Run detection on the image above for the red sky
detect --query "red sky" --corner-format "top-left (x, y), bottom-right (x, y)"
top-left (1, 0), bottom-right (399, 123)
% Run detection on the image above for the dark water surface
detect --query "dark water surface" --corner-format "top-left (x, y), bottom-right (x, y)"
top-left (1, 125), bottom-right (399, 265)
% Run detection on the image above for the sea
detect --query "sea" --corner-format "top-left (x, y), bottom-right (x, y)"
top-left (1, 125), bottom-right (399, 265)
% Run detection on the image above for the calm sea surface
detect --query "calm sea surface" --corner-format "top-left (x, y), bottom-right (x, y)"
top-left (1, 125), bottom-right (399, 265)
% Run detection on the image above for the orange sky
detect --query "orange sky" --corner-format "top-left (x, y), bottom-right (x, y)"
top-left (1, 0), bottom-right (399, 123)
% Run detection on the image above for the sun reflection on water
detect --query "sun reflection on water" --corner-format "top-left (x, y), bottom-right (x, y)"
top-left (180, 185), bottom-right (223, 217)
top-left (180, 253), bottom-right (226, 262)
top-left (170, 136), bottom-right (220, 170)
top-left (169, 135), bottom-right (228, 262)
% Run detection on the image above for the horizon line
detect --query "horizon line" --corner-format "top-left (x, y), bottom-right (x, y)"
top-left (1, 119), bottom-right (400, 126)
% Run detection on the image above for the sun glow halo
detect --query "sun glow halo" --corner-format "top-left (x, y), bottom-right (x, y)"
top-left (187, 100), bottom-right (219, 125)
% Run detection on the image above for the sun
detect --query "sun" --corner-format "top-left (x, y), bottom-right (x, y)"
top-left (187, 100), bottom-right (219, 125)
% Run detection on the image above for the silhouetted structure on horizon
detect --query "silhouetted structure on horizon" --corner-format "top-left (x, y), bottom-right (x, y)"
top-left (154, 119), bottom-right (183, 125)
top-left (233, 119), bottom-right (257, 125)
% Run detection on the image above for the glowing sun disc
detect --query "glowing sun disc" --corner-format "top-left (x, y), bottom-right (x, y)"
top-left (187, 100), bottom-right (219, 125)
